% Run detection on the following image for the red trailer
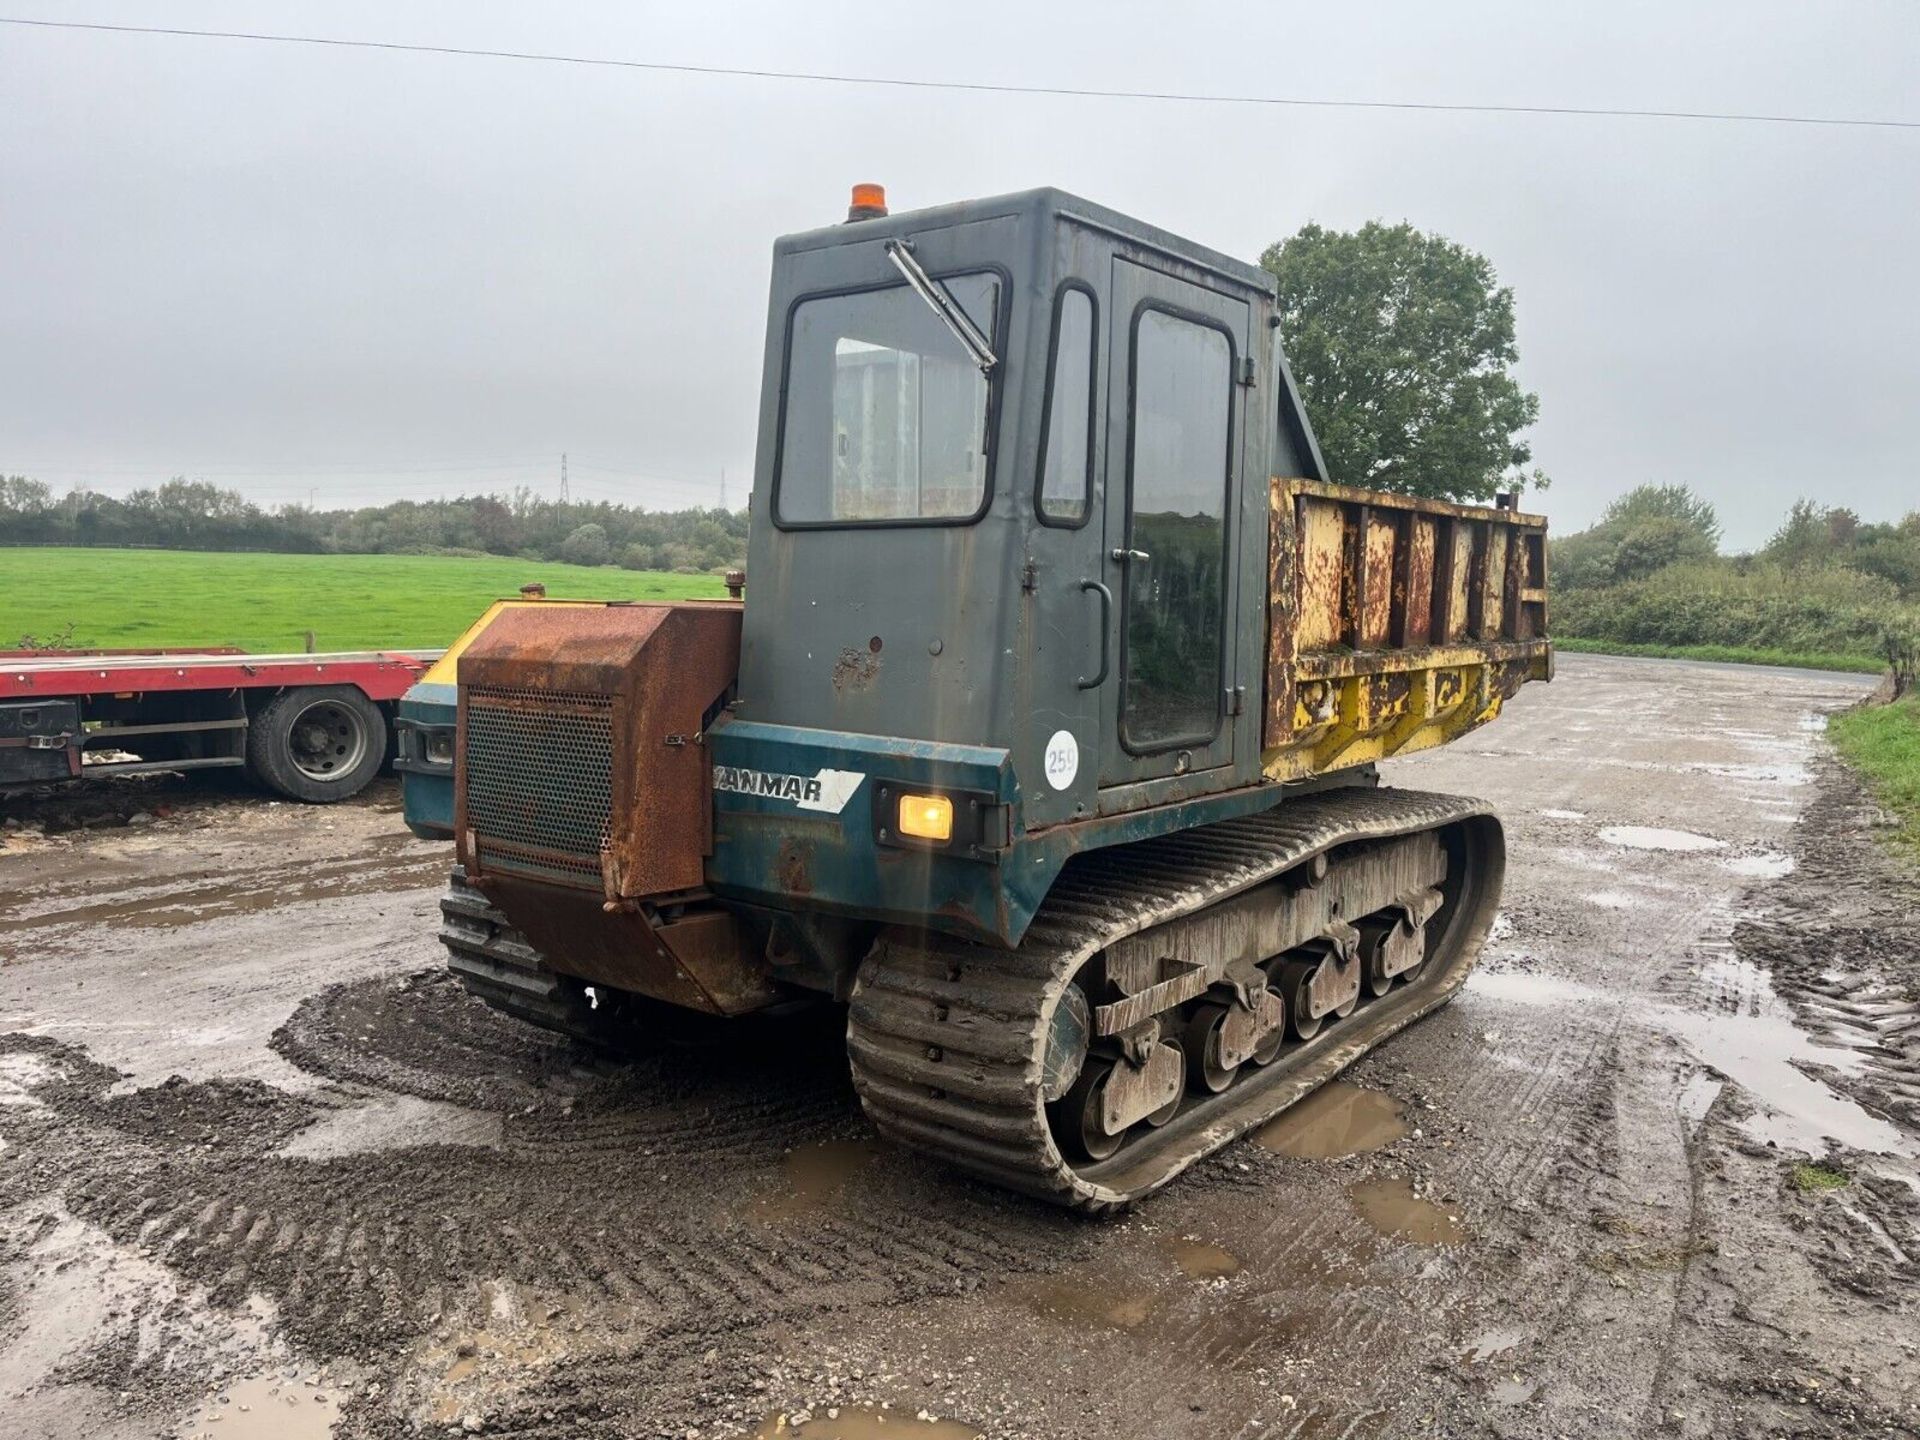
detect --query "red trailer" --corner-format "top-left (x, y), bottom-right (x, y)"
top-left (0, 648), bottom-right (438, 802)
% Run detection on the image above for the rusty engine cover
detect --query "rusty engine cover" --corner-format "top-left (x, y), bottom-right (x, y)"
top-left (454, 602), bottom-right (777, 1015)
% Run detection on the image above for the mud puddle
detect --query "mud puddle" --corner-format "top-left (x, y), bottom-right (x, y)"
top-left (1597, 825), bottom-right (1726, 853)
top-left (276, 1093), bottom-right (503, 1159)
top-left (1162, 1235), bottom-right (1244, 1279)
top-left (180, 1372), bottom-right (342, 1440)
top-left (750, 1136), bottom-right (881, 1221)
top-left (1463, 1327), bottom-right (1525, 1363)
top-left (1724, 851), bottom-right (1796, 878)
top-left (414, 1281), bottom-right (581, 1428)
top-left (1470, 966), bottom-right (1915, 1159)
top-left (0, 1049), bottom-right (55, 1105)
top-left (1347, 1177), bottom-right (1466, 1246)
top-left (1016, 1274), bottom-right (1157, 1330)
top-left (1684, 760), bottom-right (1810, 786)
top-left (1584, 889), bottom-right (1645, 910)
top-left (0, 847), bottom-right (445, 935)
top-left (742, 1406), bottom-right (980, 1439)
top-left (1252, 1081), bottom-right (1409, 1159)
top-left (1014, 1234), bottom-right (1247, 1333)
top-left (0, 1205), bottom-right (286, 1423)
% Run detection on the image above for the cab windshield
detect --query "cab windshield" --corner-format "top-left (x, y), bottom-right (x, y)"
top-left (775, 273), bottom-right (999, 525)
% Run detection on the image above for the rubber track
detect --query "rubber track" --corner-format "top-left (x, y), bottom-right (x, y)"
top-left (848, 785), bottom-right (1505, 1211)
top-left (438, 863), bottom-right (610, 1045)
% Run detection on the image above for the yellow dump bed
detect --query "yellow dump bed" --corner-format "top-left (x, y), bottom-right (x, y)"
top-left (1263, 478), bottom-right (1551, 781)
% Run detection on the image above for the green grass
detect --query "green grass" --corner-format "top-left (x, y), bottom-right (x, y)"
top-left (1791, 1161), bottom-right (1851, 1193)
top-left (1829, 693), bottom-right (1920, 856)
top-left (1555, 637), bottom-right (1886, 675)
top-left (0, 547), bottom-right (726, 653)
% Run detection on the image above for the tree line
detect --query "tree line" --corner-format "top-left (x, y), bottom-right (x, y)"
top-left (1553, 485), bottom-right (1920, 669)
top-left (0, 476), bottom-right (747, 573)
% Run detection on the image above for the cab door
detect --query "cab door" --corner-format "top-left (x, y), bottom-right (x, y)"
top-left (1098, 258), bottom-right (1249, 793)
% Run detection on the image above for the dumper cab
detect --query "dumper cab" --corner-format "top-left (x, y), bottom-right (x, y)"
top-left (706, 188), bottom-right (1332, 939)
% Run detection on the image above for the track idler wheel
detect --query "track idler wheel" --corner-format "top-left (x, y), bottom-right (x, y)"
top-left (1063, 1058), bottom-right (1125, 1161)
top-left (1282, 926), bottom-right (1363, 1041)
top-left (1041, 985), bottom-right (1092, 1102)
top-left (1360, 915), bottom-right (1420, 997)
top-left (1184, 985), bottom-right (1288, 1093)
top-left (1058, 1031), bottom-right (1185, 1159)
top-left (1359, 888), bottom-right (1444, 996)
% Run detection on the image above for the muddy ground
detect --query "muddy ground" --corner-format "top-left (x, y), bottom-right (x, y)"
top-left (1, 652), bottom-right (1916, 1440)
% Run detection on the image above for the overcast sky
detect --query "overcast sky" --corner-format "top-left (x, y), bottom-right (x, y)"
top-left (2, 1), bottom-right (1914, 547)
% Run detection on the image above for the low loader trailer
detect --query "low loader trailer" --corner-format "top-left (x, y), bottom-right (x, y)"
top-left (1, 647), bottom-right (435, 801)
top-left (420, 187), bottom-right (1551, 1208)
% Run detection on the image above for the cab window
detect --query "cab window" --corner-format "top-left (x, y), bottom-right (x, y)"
top-left (776, 274), bottom-right (999, 525)
top-left (1121, 306), bottom-right (1234, 749)
top-left (1037, 286), bottom-right (1095, 525)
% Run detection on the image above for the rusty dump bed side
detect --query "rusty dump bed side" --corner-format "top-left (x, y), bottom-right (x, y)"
top-left (1263, 477), bottom-right (1551, 781)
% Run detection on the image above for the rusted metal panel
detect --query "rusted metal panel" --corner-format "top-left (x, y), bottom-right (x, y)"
top-left (1445, 522), bottom-right (1474, 643)
top-left (1287, 476), bottom-right (1545, 528)
top-left (455, 602), bottom-right (741, 901)
top-left (1294, 496), bottom-right (1345, 652)
top-left (1292, 638), bottom-right (1549, 681)
top-left (1260, 477), bottom-right (1550, 785)
top-left (1263, 477), bottom-right (1298, 749)
top-left (1515, 530), bottom-right (1549, 639)
top-left (1481, 527), bottom-right (1510, 638)
top-left (656, 906), bottom-right (781, 1015)
top-left (1404, 516), bottom-right (1436, 644)
top-left (1358, 512), bottom-right (1397, 648)
top-left (478, 874), bottom-right (778, 1016)
top-left (1502, 527), bottom-right (1526, 639)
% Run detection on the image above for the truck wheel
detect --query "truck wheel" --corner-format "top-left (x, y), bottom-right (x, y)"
top-left (247, 685), bottom-right (387, 802)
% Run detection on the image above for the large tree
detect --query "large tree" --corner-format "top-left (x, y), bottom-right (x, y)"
top-left (1261, 222), bottom-right (1541, 503)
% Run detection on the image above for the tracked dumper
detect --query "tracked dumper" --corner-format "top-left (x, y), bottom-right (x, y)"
top-left (434, 187), bottom-right (1550, 1209)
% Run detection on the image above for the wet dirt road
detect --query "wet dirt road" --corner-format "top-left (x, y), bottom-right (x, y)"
top-left (2, 653), bottom-right (1916, 1440)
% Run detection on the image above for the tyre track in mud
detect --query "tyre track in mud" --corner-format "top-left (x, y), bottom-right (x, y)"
top-left (1390, 668), bottom-right (1917, 1440)
top-left (1205, 883), bottom-right (1736, 1438)
top-left (3, 967), bottom-right (1099, 1388)
top-left (1081, 658), bottom-right (1904, 1440)
top-left (1730, 756), bottom-right (1920, 1303)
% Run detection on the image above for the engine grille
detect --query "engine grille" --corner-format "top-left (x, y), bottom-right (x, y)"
top-left (463, 686), bottom-right (615, 887)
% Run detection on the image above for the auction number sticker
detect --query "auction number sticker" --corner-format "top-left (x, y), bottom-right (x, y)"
top-left (1043, 730), bottom-right (1079, 791)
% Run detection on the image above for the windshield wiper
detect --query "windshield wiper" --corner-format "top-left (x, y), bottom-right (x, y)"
top-left (883, 238), bottom-right (997, 374)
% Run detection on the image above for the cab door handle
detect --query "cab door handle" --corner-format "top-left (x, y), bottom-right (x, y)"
top-left (1077, 579), bottom-right (1112, 690)
top-left (1110, 547), bottom-right (1150, 564)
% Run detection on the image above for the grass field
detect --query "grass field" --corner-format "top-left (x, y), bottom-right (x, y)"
top-left (0, 548), bottom-right (726, 653)
top-left (1554, 637), bottom-right (1886, 675)
top-left (1829, 693), bottom-right (1920, 857)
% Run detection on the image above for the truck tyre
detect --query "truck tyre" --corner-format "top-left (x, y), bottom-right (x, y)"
top-left (247, 685), bottom-right (387, 802)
